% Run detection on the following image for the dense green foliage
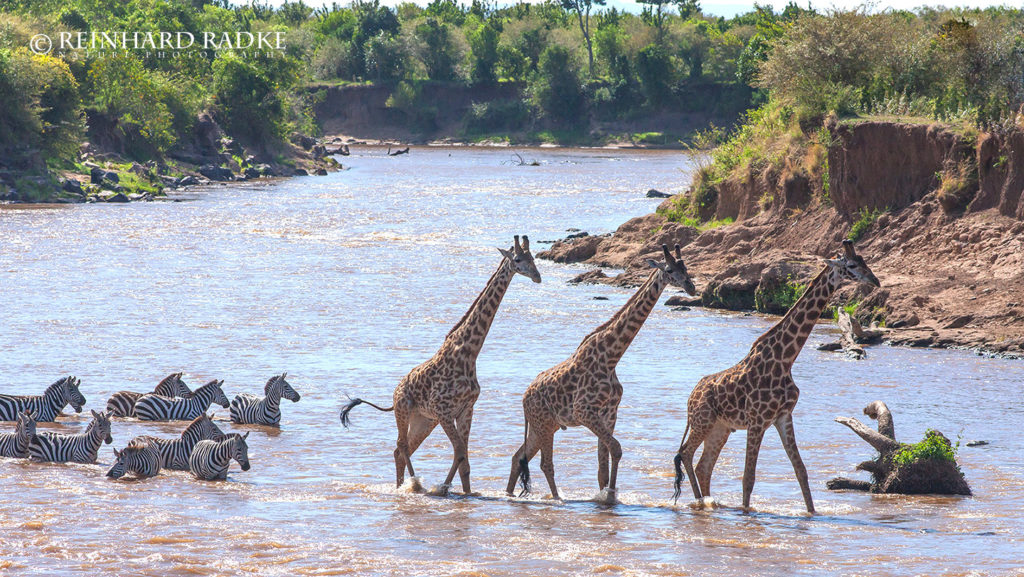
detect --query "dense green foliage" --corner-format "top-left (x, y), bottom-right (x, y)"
top-left (894, 430), bottom-right (959, 466)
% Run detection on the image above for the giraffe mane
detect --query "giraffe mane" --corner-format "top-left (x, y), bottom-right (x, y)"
top-left (444, 258), bottom-right (509, 340)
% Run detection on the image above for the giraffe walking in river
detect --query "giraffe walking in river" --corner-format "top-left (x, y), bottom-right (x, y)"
top-left (341, 235), bottom-right (542, 495)
top-left (673, 240), bottom-right (880, 514)
top-left (508, 244), bottom-right (696, 502)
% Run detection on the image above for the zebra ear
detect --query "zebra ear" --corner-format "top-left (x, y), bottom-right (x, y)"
top-left (242, 432), bottom-right (250, 440)
top-left (281, 372), bottom-right (287, 380)
top-left (209, 412), bottom-right (215, 419)
top-left (113, 448), bottom-right (121, 458)
top-left (91, 409), bottom-right (100, 419)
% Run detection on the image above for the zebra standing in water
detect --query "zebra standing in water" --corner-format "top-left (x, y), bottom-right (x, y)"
top-left (0, 410), bottom-right (36, 458)
top-left (107, 440), bottom-right (162, 479)
top-left (230, 373), bottom-right (301, 425)
top-left (189, 432), bottom-right (250, 480)
top-left (135, 379), bottom-right (229, 421)
top-left (131, 413), bottom-right (226, 470)
top-left (29, 409), bottom-right (112, 463)
top-left (0, 376), bottom-right (85, 422)
top-left (106, 372), bottom-right (193, 417)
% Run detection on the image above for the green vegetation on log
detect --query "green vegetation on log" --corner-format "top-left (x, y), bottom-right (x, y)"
top-left (894, 430), bottom-right (959, 467)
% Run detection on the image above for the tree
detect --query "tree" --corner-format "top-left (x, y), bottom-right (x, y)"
top-left (679, 19), bottom-right (713, 81)
top-left (560, 0), bottom-right (605, 78)
top-left (530, 45), bottom-right (585, 125)
top-left (468, 22), bottom-right (500, 84)
top-left (638, 0), bottom-right (670, 39)
top-left (212, 53), bottom-right (285, 144)
top-left (675, 0), bottom-right (700, 19)
top-left (636, 43), bottom-right (673, 106)
top-left (415, 18), bottom-right (461, 81)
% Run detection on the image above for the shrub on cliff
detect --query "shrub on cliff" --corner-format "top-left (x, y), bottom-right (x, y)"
top-left (213, 54), bottom-right (287, 146)
top-left (529, 45), bottom-right (585, 126)
top-left (0, 48), bottom-right (82, 164)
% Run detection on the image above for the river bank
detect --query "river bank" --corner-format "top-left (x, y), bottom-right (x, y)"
top-left (540, 120), bottom-right (1024, 358)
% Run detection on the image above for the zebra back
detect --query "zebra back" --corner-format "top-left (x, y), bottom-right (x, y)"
top-left (0, 410), bottom-right (37, 458)
top-left (29, 409), bottom-right (112, 463)
top-left (230, 373), bottom-right (300, 425)
top-left (107, 440), bottom-right (161, 479)
top-left (107, 372), bottom-right (193, 417)
top-left (135, 379), bottom-right (228, 421)
top-left (0, 376), bottom-right (85, 422)
top-left (133, 412), bottom-right (226, 470)
top-left (188, 431), bottom-right (250, 480)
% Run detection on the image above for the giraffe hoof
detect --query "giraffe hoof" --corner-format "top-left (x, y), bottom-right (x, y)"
top-left (403, 477), bottom-right (425, 493)
top-left (426, 483), bottom-right (452, 497)
top-left (594, 488), bottom-right (618, 505)
top-left (694, 497), bottom-right (719, 510)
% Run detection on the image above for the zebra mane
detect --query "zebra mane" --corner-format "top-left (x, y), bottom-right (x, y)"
top-left (264, 373), bottom-right (287, 394)
top-left (185, 379), bottom-right (222, 399)
top-left (44, 376), bottom-right (73, 395)
top-left (182, 413), bottom-right (210, 435)
top-left (155, 372), bottom-right (188, 395)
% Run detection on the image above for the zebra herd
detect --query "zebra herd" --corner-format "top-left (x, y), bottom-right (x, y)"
top-left (0, 373), bottom-right (300, 481)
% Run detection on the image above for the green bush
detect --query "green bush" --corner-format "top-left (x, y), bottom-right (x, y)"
top-left (894, 430), bottom-right (958, 467)
top-left (530, 45), bottom-right (585, 126)
top-left (0, 48), bottom-right (83, 162)
top-left (848, 207), bottom-right (883, 242)
top-left (212, 54), bottom-right (286, 145)
top-left (462, 99), bottom-right (531, 135)
top-left (754, 274), bottom-right (807, 313)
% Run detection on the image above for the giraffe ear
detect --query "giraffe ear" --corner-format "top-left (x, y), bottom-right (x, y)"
top-left (824, 258), bottom-right (843, 269)
top-left (645, 259), bottom-right (665, 270)
top-left (497, 247), bottom-right (514, 260)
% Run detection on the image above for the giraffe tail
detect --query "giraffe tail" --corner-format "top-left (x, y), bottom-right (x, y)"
top-left (517, 417), bottom-right (531, 497)
top-left (672, 422), bottom-right (689, 503)
top-left (339, 397), bottom-right (393, 428)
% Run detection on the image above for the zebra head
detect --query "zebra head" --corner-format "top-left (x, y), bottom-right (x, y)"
top-left (106, 448), bottom-right (126, 479)
top-left (90, 409), bottom-right (113, 444)
top-left (164, 372), bottom-right (192, 397)
top-left (233, 432), bottom-right (251, 472)
top-left (63, 376), bottom-right (86, 413)
top-left (212, 380), bottom-right (230, 408)
top-left (17, 410), bottom-right (36, 441)
top-left (194, 413), bottom-right (226, 441)
top-left (268, 373), bottom-right (301, 403)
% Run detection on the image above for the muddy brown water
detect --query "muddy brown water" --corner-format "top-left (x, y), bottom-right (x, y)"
top-left (0, 148), bottom-right (1021, 576)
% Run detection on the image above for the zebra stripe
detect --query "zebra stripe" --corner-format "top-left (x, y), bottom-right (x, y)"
top-left (230, 373), bottom-right (301, 426)
top-left (106, 372), bottom-right (193, 417)
top-left (29, 410), bottom-right (112, 463)
top-left (0, 410), bottom-right (36, 458)
top-left (106, 440), bottom-right (161, 479)
top-left (132, 413), bottom-right (226, 470)
top-left (189, 432), bottom-right (250, 480)
top-left (0, 376), bottom-right (86, 422)
top-left (135, 379), bottom-right (229, 422)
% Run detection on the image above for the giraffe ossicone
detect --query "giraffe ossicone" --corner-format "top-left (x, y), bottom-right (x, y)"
top-left (672, 239), bottom-right (880, 514)
top-left (507, 243), bottom-right (697, 502)
top-left (339, 235), bottom-right (541, 495)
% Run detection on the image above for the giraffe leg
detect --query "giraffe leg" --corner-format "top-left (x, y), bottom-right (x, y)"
top-left (506, 417), bottom-right (544, 496)
top-left (538, 426), bottom-right (560, 500)
top-left (597, 440), bottom-right (609, 490)
top-left (438, 418), bottom-right (469, 494)
top-left (406, 412), bottom-right (438, 481)
top-left (775, 412), bottom-right (815, 514)
top-left (694, 423), bottom-right (732, 498)
top-left (675, 419), bottom-right (713, 502)
top-left (582, 417), bottom-right (622, 495)
top-left (455, 405), bottom-right (474, 494)
top-left (393, 406), bottom-right (413, 488)
top-left (741, 424), bottom-right (768, 511)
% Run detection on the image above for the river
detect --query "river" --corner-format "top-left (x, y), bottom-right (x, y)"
top-left (0, 147), bottom-right (1021, 576)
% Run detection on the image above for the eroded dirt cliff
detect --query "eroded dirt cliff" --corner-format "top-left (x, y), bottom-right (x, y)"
top-left (540, 121), bottom-right (1024, 356)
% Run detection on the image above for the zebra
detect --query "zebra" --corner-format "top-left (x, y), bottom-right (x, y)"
top-left (135, 379), bottom-right (229, 422)
top-left (29, 409), bottom-right (112, 463)
top-left (188, 432), bottom-right (250, 480)
top-left (0, 376), bottom-right (86, 422)
top-left (106, 372), bottom-right (193, 417)
top-left (131, 412), bottom-right (226, 470)
top-left (106, 440), bottom-right (162, 479)
top-left (0, 410), bottom-right (36, 458)
top-left (230, 373), bottom-right (301, 426)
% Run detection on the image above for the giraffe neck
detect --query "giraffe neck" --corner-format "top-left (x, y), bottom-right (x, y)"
top-left (443, 258), bottom-right (516, 360)
top-left (582, 268), bottom-right (668, 369)
top-left (756, 265), bottom-right (841, 368)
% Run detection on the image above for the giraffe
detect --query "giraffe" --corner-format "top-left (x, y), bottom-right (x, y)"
top-left (507, 244), bottom-right (697, 502)
top-left (672, 239), bottom-right (880, 514)
top-left (340, 235), bottom-right (541, 495)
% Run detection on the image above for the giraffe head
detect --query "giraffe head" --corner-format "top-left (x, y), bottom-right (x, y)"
top-left (646, 244), bottom-right (697, 295)
top-left (497, 235), bottom-right (542, 283)
top-left (825, 240), bottom-right (880, 288)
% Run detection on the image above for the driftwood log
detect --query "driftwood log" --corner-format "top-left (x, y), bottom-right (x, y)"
top-left (817, 309), bottom-right (885, 359)
top-left (387, 146), bottom-right (410, 156)
top-left (828, 401), bottom-right (971, 495)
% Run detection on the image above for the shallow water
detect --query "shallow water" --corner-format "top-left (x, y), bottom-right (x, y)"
top-left (0, 147), bottom-right (1022, 576)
